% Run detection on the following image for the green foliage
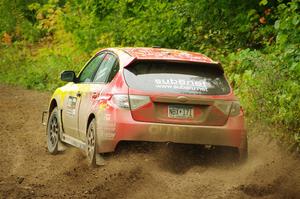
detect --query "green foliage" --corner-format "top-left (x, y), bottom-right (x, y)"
top-left (224, 0), bottom-right (300, 147)
top-left (0, 0), bottom-right (299, 148)
top-left (28, 0), bottom-right (64, 37)
top-left (0, 0), bottom-right (44, 42)
top-left (0, 39), bottom-right (88, 90)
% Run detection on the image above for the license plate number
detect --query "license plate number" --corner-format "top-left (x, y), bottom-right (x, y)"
top-left (168, 105), bottom-right (194, 119)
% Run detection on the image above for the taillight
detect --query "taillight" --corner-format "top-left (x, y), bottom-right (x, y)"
top-left (111, 94), bottom-right (151, 110)
top-left (230, 101), bottom-right (241, 116)
top-left (111, 95), bottom-right (130, 109)
top-left (215, 101), bottom-right (232, 115)
top-left (129, 95), bottom-right (151, 110)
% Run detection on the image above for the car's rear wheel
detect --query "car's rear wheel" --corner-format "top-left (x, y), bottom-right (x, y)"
top-left (47, 107), bottom-right (60, 154)
top-left (86, 118), bottom-right (97, 166)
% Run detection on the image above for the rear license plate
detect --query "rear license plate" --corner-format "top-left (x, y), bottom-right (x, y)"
top-left (168, 105), bottom-right (194, 119)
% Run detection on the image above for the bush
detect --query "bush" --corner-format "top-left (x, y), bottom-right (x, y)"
top-left (223, 0), bottom-right (300, 147)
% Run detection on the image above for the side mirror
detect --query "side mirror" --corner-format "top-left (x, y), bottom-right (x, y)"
top-left (61, 70), bottom-right (76, 82)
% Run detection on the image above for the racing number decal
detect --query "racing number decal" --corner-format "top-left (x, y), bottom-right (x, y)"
top-left (66, 96), bottom-right (77, 117)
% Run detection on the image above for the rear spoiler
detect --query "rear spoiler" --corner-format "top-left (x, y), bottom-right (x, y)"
top-left (124, 59), bottom-right (224, 73)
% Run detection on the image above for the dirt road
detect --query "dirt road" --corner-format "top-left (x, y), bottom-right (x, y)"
top-left (0, 85), bottom-right (299, 199)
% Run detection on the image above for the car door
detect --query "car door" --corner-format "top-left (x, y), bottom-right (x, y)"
top-left (61, 53), bottom-right (105, 139)
top-left (78, 52), bottom-right (119, 141)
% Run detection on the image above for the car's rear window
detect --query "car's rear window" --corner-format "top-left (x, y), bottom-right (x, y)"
top-left (123, 61), bottom-right (231, 95)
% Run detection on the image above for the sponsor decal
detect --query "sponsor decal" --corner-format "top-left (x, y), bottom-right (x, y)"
top-left (66, 96), bottom-right (77, 117)
top-left (101, 121), bottom-right (116, 139)
top-left (99, 102), bottom-right (107, 110)
top-left (100, 130), bottom-right (115, 139)
top-left (99, 113), bottom-right (116, 139)
top-left (148, 125), bottom-right (185, 135)
top-left (154, 78), bottom-right (208, 92)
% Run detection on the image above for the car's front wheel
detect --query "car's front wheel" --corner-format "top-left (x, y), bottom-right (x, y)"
top-left (47, 107), bottom-right (60, 154)
top-left (86, 118), bottom-right (97, 166)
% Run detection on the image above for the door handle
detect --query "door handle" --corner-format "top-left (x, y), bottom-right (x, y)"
top-left (76, 92), bottom-right (81, 97)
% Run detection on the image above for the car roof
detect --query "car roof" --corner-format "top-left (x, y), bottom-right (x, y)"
top-left (121, 47), bottom-right (217, 63)
top-left (101, 47), bottom-right (222, 70)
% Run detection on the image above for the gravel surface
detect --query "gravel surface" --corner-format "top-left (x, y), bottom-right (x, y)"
top-left (0, 85), bottom-right (299, 199)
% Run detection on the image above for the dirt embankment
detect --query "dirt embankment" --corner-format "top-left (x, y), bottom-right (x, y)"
top-left (0, 85), bottom-right (299, 199)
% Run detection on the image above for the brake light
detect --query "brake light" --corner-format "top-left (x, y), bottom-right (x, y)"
top-left (111, 95), bottom-right (151, 110)
top-left (129, 95), bottom-right (151, 110)
top-left (215, 101), bottom-right (231, 115)
top-left (111, 95), bottom-right (130, 109)
top-left (230, 101), bottom-right (241, 116)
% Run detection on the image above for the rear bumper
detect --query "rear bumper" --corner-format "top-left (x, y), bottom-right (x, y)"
top-left (96, 109), bottom-right (246, 153)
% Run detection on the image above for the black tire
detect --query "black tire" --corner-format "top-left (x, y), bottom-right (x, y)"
top-left (47, 107), bottom-right (60, 154)
top-left (86, 118), bottom-right (97, 166)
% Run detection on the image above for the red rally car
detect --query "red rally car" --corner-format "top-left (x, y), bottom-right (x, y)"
top-left (45, 47), bottom-right (248, 166)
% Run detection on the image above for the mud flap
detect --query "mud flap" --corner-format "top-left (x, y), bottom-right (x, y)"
top-left (96, 154), bottom-right (105, 166)
top-left (41, 111), bottom-right (48, 126)
top-left (58, 141), bottom-right (67, 152)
